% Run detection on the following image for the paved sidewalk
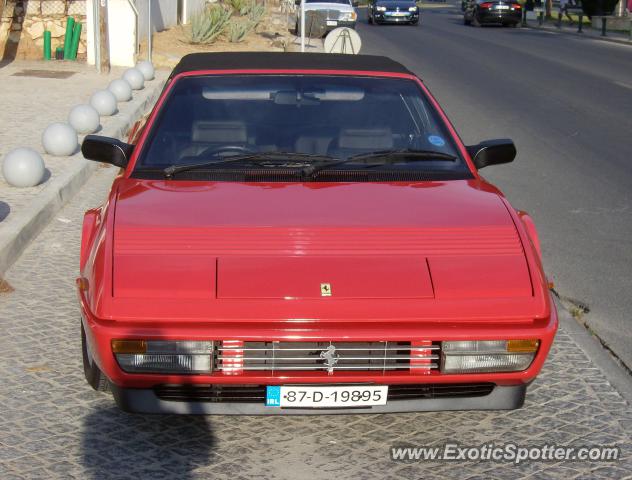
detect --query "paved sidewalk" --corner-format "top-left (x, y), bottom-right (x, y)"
top-left (525, 18), bottom-right (632, 45)
top-left (0, 60), bottom-right (166, 276)
top-left (0, 166), bottom-right (630, 479)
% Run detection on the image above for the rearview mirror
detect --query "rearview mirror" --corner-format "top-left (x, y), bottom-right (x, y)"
top-left (81, 135), bottom-right (134, 169)
top-left (466, 139), bottom-right (516, 170)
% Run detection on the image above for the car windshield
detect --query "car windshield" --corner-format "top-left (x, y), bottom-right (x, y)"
top-left (135, 75), bottom-right (470, 180)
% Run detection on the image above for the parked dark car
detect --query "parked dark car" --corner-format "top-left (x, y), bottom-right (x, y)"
top-left (463, 0), bottom-right (522, 26)
top-left (368, 0), bottom-right (420, 25)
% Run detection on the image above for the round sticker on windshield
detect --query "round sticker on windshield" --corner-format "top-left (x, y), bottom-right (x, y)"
top-left (428, 135), bottom-right (446, 147)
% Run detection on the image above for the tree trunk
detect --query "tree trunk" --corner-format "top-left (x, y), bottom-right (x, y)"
top-left (98, 0), bottom-right (110, 73)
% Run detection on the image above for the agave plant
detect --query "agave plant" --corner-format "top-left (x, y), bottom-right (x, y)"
top-left (225, 0), bottom-right (250, 15)
top-left (227, 19), bottom-right (254, 43)
top-left (189, 5), bottom-right (232, 44)
top-left (248, 2), bottom-right (266, 26)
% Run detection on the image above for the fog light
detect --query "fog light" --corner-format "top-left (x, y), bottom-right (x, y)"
top-left (113, 340), bottom-right (214, 374)
top-left (441, 340), bottom-right (538, 373)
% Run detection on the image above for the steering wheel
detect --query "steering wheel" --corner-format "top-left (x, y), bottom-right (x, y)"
top-left (201, 145), bottom-right (256, 159)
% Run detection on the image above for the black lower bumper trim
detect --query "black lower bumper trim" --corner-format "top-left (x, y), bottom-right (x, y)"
top-left (111, 383), bottom-right (526, 415)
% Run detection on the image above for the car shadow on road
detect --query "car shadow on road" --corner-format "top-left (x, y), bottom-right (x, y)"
top-left (81, 405), bottom-right (217, 478)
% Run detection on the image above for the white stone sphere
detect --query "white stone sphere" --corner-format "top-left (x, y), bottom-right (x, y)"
top-left (2, 147), bottom-right (46, 188)
top-left (123, 68), bottom-right (145, 90)
top-left (90, 89), bottom-right (118, 116)
top-left (136, 61), bottom-right (155, 81)
top-left (68, 104), bottom-right (100, 134)
top-left (108, 78), bottom-right (133, 102)
top-left (42, 123), bottom-right (78, 156)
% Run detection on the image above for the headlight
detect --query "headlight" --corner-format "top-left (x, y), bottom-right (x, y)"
top-left (112, 340), bottom-right (214, 374)
top-left (376, 6), bottom-right (387, 11)
top-left (341, 11), bottom-right (358, 21)
top-left (441, 339), bottom-right (539, 373)
top-left (408, 6), bottom-right (418, 11)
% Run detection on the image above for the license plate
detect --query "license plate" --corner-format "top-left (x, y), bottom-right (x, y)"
top-left (266, 385), bottom-right (388, 408)
top-left (495, 5), bottom-right (510, 9)
top-left (326, 20), bottom-right (338, 26)
top-left (387, 12), bottom-right (408, 16)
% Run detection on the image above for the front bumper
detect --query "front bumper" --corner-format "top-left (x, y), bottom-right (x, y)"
top-left (112, 383), bottom-right (527, 414)
top-left (477, 10), bottom-right (521, 24)
top-left (374, 12), bottom-right (419, 23)
top-left (324, 20), bottom-right (356, 32)
top-left (81, 289), bottom-right (557, 409)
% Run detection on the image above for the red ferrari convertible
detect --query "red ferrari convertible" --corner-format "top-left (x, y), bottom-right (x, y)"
top-left (79, 52), bottom-right (557, 414)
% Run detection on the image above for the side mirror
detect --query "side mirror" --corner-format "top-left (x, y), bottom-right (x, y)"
top-left (295, 0), bottom-right (301, 5)
top-left (81, 135), bottom-right (134, 169)
top-left (466, 139), bottom-right (516, 170)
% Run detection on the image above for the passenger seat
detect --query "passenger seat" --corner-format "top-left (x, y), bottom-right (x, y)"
top-left (329, 128), bottom-right (394, 158)
top-left (294, 134), bottom-right (334, 156)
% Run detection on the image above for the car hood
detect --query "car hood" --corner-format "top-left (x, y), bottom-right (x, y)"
top-left (105, 179), bottom-right (542, 322)
top-left (304, 2), bottom-right (354, 12)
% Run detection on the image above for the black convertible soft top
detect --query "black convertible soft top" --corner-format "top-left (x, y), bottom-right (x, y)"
top-left (169, 52), bottom-right (414, 78)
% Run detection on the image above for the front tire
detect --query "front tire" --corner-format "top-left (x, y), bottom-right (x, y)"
top-left (368, 13), bottom-right (373, 24)
top-left (82, 322), bottom-right (109, 392)
top-left (464, 16), bottom-right (472, 25)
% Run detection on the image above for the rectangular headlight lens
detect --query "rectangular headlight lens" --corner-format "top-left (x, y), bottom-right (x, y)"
top-left (441, 340), bottom-right (538, 373)
top-left (114, 340), bottom-right (213, 374)
top-left (442, 353), bottom-right (535, 373)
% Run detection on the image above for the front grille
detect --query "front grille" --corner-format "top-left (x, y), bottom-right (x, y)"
top-left (325, 9), bottom-right (341, 20)
top-left (155, 384), bottom-right (266, 403)
top-left (153, 383), bottom-right (495, 403)
top-left (387, 383), bottom-right (494, 399)
top-left (215, 341), bottom-right (439, 374)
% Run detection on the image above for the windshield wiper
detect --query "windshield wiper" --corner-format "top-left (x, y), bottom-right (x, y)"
top-left (303, 149), bottom-right (457, 177)
top-left (163, 151), bottom-right (335, 179)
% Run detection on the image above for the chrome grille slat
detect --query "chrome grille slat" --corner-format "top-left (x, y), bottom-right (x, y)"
top-left (216, 356), bottom-right (438, 361)
top-left (217, 346), bottom-right (439, 351)
top-left (218, 365), bottom-right (438, 371)
top-left (215, 341), bottom-right (440, 374)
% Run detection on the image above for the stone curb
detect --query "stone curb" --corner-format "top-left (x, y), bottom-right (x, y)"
top-left (0, 75), bottom-right (167, 278)
top-left (555, 297), bottom-right (632, 404)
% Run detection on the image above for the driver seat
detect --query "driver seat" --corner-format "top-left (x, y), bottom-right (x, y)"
top-left (180, 121), bottom-right (252, 160)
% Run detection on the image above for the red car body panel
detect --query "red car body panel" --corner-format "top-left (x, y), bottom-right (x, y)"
top-left (78, 64), bottom-right (557, 409)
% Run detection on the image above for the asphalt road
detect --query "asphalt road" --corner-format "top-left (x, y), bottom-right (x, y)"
top-left (357, 4), bottom-right (632, 369)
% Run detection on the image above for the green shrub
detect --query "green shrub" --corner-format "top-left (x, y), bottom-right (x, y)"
top-left (248, 2), bottom-right (266, 26)
top-left (227, 19), bottom-right (254, 42)
top-left (225, 0), bottom-right (250, 14)
top-left (189, 5), bottom-right (232, 44)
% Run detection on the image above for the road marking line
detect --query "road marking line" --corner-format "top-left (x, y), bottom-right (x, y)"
top-left (613, 80), bottom-right (632, 90)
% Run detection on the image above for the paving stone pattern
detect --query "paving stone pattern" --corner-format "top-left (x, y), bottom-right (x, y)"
top-left (0, 167), bottom-right (631, 479)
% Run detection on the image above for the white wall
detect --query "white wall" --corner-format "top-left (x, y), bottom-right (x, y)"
top-left (137, 0), bottom-right (178, 38)
top-left (87, 0), bottom-right (181, 68)
top-left (183, 0), bottom-right (210, 24)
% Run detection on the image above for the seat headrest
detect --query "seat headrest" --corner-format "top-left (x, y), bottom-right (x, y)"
top-left (338, 128), bottom-right (393, 150)
top-left (192, 121), bottom-right (248, 143)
